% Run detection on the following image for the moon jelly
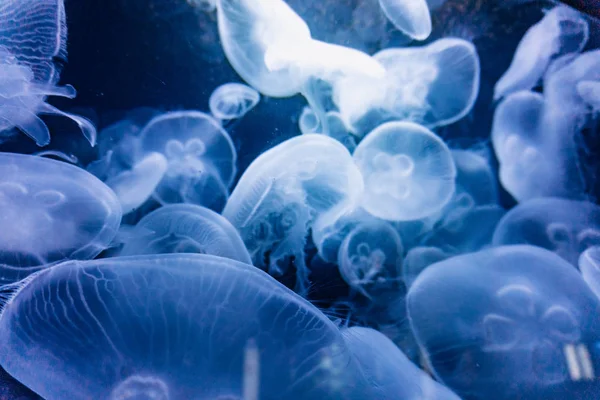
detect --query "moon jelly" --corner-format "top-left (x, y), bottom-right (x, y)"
top-left (0, 152), bottom-right (121, 283)
top-left (353, 121), bottom-right (456, 221)
top-left (121, 204), bottom-right (251, 264)
top-left (378, 0), bottom-right (432, 41)
top-left (579, 246), bottom-right (600, 300)
top-left (209, 82), bottom-right (260, 121)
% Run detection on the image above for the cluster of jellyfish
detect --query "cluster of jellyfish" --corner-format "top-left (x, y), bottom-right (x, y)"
top-left (0, 0), bottom-right (599, 399)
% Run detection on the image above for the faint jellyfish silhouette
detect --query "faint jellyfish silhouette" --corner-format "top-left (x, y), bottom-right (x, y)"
top-left (110, 375), bottom-right (169, 400)
top-left (377, 0), bottom-right (432, 41)
top-left (209, 83), bottom-right (260, 121)
top-left (579, 246), bottom-right (600, 299)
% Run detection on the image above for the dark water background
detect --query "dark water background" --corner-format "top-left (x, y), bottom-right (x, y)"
top-left (0, 0), bottom-right (599, 397)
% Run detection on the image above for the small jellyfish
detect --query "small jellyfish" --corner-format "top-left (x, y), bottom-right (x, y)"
top-left (337, 220), bottom-right (404, 301)
top-left (0, 152), bottom-right (121, 283)
top-left (493, 197), bottom-right (600, 267)
top-left (139, 111), bottom-right (236, 211)
top-left (209, 82), bottom-right (260, 121)
top-left (494, 5), bottom-right (589, 100)
top-left (298, 106), bottom-right (320, 135)
top-left (222, 134), bottom-right (363, 294)
top-left (0, 254), bottom-right (372, 399)
top-left (342, 327), bottom-right (460, 400)
top-left (377, 0), bottom-right (432, 41)
top-left (402, 246), bottom-right (450, 288)
top-left (105, 152), bottom-right (169, 215)
top-left (579, 246), bottom-right (600, 300)
top-left (576, 80), bottom-right (600, 111)
top-left (407, 245), bottom-right (600, 399)
top-left (450, 149), bottom-right (498, 206)
top-left (353, 121), bottom-right (456, 221)
top-left (0, 0), bottom-right (96, 146)
top-left (120, 204), bottom-right (252, 264)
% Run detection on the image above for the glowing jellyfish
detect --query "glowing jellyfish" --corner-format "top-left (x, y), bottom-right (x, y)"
top-left (494, 5), bottom-right (589, 100)
top-left (0, 254), bottom-right (372, 399)
top-left (337, 220), bottom-right (404, 301)
top-left (105, 152), bottom-right (168, 215)
top-left (342, 327), bottom-right (460, 400)
top-left (139, 111), bottom-right (236, 211)
top-left (222, 134), bottom-right (363, 294)
top-left (209, 82), bottom-right (260, 121)
top-left (333, 38), bottom-right (480, 133)
top-left (0, 0), bottom-right (96, 146)
top-left (492, 197), bottom-right (600, 267)
top-left (121, 204), bottom-right (251, 264)
top-left (353, 121), bottom-right (456, 221)
top-left (407, 245), bottom-right (600, 400)
top-left (0, 152), bottom-right (121, 283)
top-left (215, 0), bottom-right (312, 97)
top-left (378, 0), bottom-right (432, 41)
top-left (579, 246), bottom-right (600, 300)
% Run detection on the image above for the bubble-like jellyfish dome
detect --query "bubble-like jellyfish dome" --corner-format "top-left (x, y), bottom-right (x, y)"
top-left (354, 121), bottom-right (456, 221)
top-left (0, 254), bottom-right (375, 399)
top-left (0, 153), bottom-right (122, 283)
top-left (121, 204), bottom-right (251, 264)
top-left (209, 82), bottom-right (260, 121)
top-left (408, 245), bottom-right (600, 400)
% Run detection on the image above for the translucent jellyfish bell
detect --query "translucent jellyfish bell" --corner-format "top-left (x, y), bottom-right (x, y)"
top-left (492, 197), bottom-right (600, 266)
top-left (0, 0), bottom-right (96, 146)
top-left (121, 204), bottom-right (252, 264)
top-left (579, 246), bottom-right (600, 299)
top-left (222, 134), bottom-right (363, 293)
top-left (0, 254), bottom-right (371, 399)
top-left (337, 220), bottom-right (404, 301)
top-left (209, 82), bottom-right (260, 121)
top-left (139, 111), bottom-right (236, 210)
top-left (0, 153), bottom-right (121, 283)
top-left (407, 245), bottom-right (600, 399)
top-left (378, 0), bottom-right (432, 41)
top-left (354, 121), bottom-right (456, 221)
top-left (341, 327), bottom-right (460, 400)
top-left (494, 5), bottom-right (589, 100)
top-left (576, 80), bottom-right (600, 111)
top-left (216, 0), bottom-right (312, 97)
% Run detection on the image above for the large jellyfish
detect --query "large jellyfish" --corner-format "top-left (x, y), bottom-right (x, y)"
top-left (492, 197), bottom-right (600, 267)
top-left (407, 245), bottom-right (600, 400)
top-left (0, 0), bottom-right (96, 146)
top-left (342, 327), bottom-right (460, 400)
top-left (0, 153), bottom-right (121, 283)
top-left (139, 111), bottom-right (236, 211)
top-left (121, 204), bottom-right (252, 264)
top-left (0, 254), bottom-right (374, 399)
top-left (353, 121), bottom-right (456, 221)
top-left (222, 134), bottom-right (363, 294)
top-left (494, 5), bottom-right (589, 100)
top-left (377, 0), bottom-right (432, 41)
top-left (209, 82), bottom-right (260, 121)
top-left (579, 246), bottom-right (600, 300)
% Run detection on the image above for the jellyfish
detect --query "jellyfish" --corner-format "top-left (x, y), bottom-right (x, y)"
top-left (105, 152), bottom-right (169, 215)
top-left (407, 245), bottom-right (600, 399)
top-left (492, 197), bottom-right (600, 267)
top-left (494, 5), bottom-right (589, 100)
top-left (450, 149), bottom-right (498, 206)
top-left (139, 111), bottom-right (236, 211)
top-left (402, 246), bottom-right (450, 288)
top-left (0, 254), bottom-right (374, 399)
top-left (576, 80), bottom-right (600, 111)
top-left (298, 106), bottom-right (320, 135)
top-left (333, 38), bottom-right (480, 134)
top-left (579, 247), bottom-right (600, 300)
top-left (209, 82), bottom-right (260, 121)
top-left (337, 220), bottom-right (404, 302)
top-left (353, 121), bottom-right (456, 221)
top-left (377, 0), bottom-right (432, 41)
top-left (0, 0), bottom-right (96, 146)
top-left (299, 107), bottom-right (356, 152)
top-left (341, 327), bottom-right (460, 400)
top-left (222, 134), bottom-right (363, 294)
top-left (0, 152), bottom-right (121, 283)
top-left (120, 204), bottom-right (252, 264)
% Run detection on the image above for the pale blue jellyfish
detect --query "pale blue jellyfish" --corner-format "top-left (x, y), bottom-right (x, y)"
top-left (353, 121), bottom-right (456, 221)
top-left (576, 80), bottom-right (600, 111)
top-left (403, 246), bottom-right (450, 288)
top-left (407, 245), bottom-right (600, 400)
top-left (580, 246), bottom-right (600, 300)
top-left (342, 327), bottom-right (460, 400)
top-left (493, 197), bottom-right (600, 267)
top-left (377, 0), bottom-right (432, 41)
top-left (494, 5), bottom-right (589, 100)
top-left (0, 254), bottom-right (373, 399)
top-left (299, 107), bottom-right (356, 152)
top-left (450, 149), bottom-right (498, 206)
top-left (0, 0), bottom-right (96, 146)
top-left (298, 106), bottom-right (320, 135)
top-left (139, 111), bottom-right (236, 211)
top-left (222, 134), bottom-right (363, 294)
top-left (121, 204), bottom-right (251, 264)
top-left (0, 153), bottom-right (121, 283)
top-left (209, 82), bottom-right (260, 121)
